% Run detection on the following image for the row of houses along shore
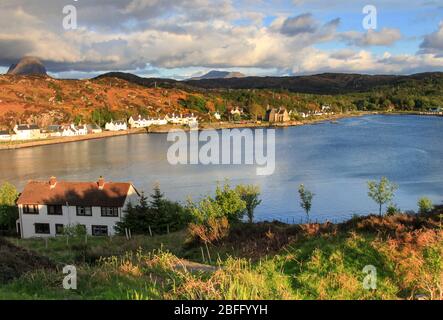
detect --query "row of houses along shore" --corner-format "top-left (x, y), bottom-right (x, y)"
top-left (0, 113), bottom-right (199, 142)
top-left (0, 106), bottom-right (340, 142)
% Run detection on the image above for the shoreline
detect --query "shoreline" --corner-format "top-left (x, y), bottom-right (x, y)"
top-left (147, 111), bottom-right (368, 133)
top-left (0, 111), bottom-right (437, 151)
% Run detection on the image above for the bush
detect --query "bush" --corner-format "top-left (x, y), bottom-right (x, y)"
top-left (386, 203), bottom-right (401, 216)
top-left (418, 197), bottom-right (433, 214)
top-left (187, 182), bottom-right (247, 243)
top-left (63, 223), bottom-right (87, 237)
top-left (188, 216), bottom-right (230, 244)
top-left (214, 183), bottom-right (246, 223)
top-left (0, 182), bottom-right (19, 231)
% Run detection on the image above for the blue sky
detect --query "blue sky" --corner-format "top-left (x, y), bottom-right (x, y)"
top-left (1, 0), bottom-right (443, 79)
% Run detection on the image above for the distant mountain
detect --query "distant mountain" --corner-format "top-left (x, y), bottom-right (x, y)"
top-left (7, 57), bottom-right (47, 76)
top-left (190, 70), bottom-right (246, 80)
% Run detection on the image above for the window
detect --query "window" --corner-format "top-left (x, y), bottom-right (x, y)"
top-left (101, 207), bottom-right (119, 217)
top-left (92, 225), bottom-right (108, 236)
top-left (23, 205), bottom-right (39, 214)
top-left (76, 206), bottom-right (92, 216)
top-left (55, 224), bottom-right (64, 235)
top-left (35, 223), bottom-right (50, 234)
top-left (47, 205), bottom-right (63, 216)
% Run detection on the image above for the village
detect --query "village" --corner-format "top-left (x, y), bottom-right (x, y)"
top-left (0, 113), bottom-right (200, 142)
top-left (0, 105), bottom-right (337, 143)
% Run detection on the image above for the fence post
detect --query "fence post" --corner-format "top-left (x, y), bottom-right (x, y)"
top-left (205, 242), bottom-right (212, 264)
top-left (200, 247), bottom-right (206, 263)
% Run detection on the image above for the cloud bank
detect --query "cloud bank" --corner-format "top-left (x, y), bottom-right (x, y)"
top-left (0, 0), bottom-right (442, 77)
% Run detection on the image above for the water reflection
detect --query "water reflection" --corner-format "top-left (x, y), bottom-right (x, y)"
top-left (0, 115), bottom-right (442, 222)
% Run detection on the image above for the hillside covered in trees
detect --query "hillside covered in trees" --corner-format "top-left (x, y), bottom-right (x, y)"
top-left (1, 72), bottom-right (443, 127)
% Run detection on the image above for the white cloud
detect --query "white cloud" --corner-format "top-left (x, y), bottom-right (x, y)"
top-left (0, 1), bottom-right (442, 76)
top-left (340, 28), bottom-right (402, 47)
top-left (420, 21), bottom-right (443, 54)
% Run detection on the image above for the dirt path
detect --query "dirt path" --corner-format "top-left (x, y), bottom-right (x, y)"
top-left (174, 259), bottom-right (220, 273)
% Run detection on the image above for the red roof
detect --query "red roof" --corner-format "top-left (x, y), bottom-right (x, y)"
top-left (17, 179), bottom-right (135, 207)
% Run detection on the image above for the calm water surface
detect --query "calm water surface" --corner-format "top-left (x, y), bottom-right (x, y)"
top-left (1, 115), bottom-right (442, 222)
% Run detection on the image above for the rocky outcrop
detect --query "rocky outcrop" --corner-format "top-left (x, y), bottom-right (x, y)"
top-left (7, 57), bottom-right (47, 76)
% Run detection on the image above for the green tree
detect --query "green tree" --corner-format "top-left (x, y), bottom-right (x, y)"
top-left (298, 184), bottom-right (314, 222)
top-left (0, 182), bottom-right (19, 231)
top-left (236, 184), bottom-right (262, 223)
top-left (418, 197), bottom-right (433, 214)
top-left (150, 183), bottom-right (164, 213)
top-left (214, 183), bottom-right (246, 223)
top-left (367, 177), bottom-right (398, 216)
top-left (116, 187), bottom-right (191, 235)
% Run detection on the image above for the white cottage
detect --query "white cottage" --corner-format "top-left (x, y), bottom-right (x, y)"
top-left (76, 124), bottom-right (88, 135)
top-left (16, 177), bottom-right (140, 238)
top-left (13, 124), bottom-right (41, 140)
top-left (61, 125), bottom-right (77, 137)
top-left (0, 130), bottom-right (11, 141)
top-left (129, 116), bottom-right (153, 128)
top-left (105, 120), bottom-right (128, 131)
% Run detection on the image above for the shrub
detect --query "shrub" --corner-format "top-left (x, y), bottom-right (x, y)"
top-left (0, 182), bottom-right (19, 231)
top-left (63, 223), bottom-right (87, 237)
top-left (214, 183), bottom-right (246, 223)
top-left (386, 203), bottom-right (401, 216)
top-left (188, 216), bottom-right (230, 244)
top-left (418, 197), bottom-right (433, 214)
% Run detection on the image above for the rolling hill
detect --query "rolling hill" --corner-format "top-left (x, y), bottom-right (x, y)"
top-left (97, 71), bottom-right (443, 94)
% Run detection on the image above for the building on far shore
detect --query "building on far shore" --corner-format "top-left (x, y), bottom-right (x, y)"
top-left (105, 120), bottom-right (128, 131)
top-left (0, 130), bottom-right (11, 141)
top-left (265, 107), bottom-right (290, 123)
top-left (13, 124), bottom-right (41, 140)
top-left (16, 177), bottom-right (140, 238)
top-left (87, 124), bottom-right (103, 134)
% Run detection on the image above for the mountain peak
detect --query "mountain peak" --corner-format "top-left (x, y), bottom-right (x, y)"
top-left (7, 57), bottom-right (47, 76)
top-left (190, 70), bottom-right (245, 80)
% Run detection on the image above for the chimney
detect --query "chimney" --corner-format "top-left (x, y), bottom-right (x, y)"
top-left (98, 176), bottom-right (105, 190)
top-left (49, 176), bottom-right (57, 189)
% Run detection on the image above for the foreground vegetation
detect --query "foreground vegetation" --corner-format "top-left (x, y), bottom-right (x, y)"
top-left (1, 178), bottom-right (441, 300)
top-left (1, 210), bottom-right (441, 300)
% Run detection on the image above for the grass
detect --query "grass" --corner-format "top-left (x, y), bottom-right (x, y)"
top-left (1, 212), bottom-right (442, 300)
top-left (6, 231), bottom-right (189, 265)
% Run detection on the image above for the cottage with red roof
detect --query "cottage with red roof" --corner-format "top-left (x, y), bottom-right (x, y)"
top-left (16, 177), bottom-right (140, 238)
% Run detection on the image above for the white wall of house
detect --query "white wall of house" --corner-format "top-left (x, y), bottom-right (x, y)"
top-left (14, 129), bottom-right (41, 140)
top-left (18, 185), bottom-right (139, 238)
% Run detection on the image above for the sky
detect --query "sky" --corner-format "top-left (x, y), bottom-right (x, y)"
top-left (1, 0), bottom-right (443, 79)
